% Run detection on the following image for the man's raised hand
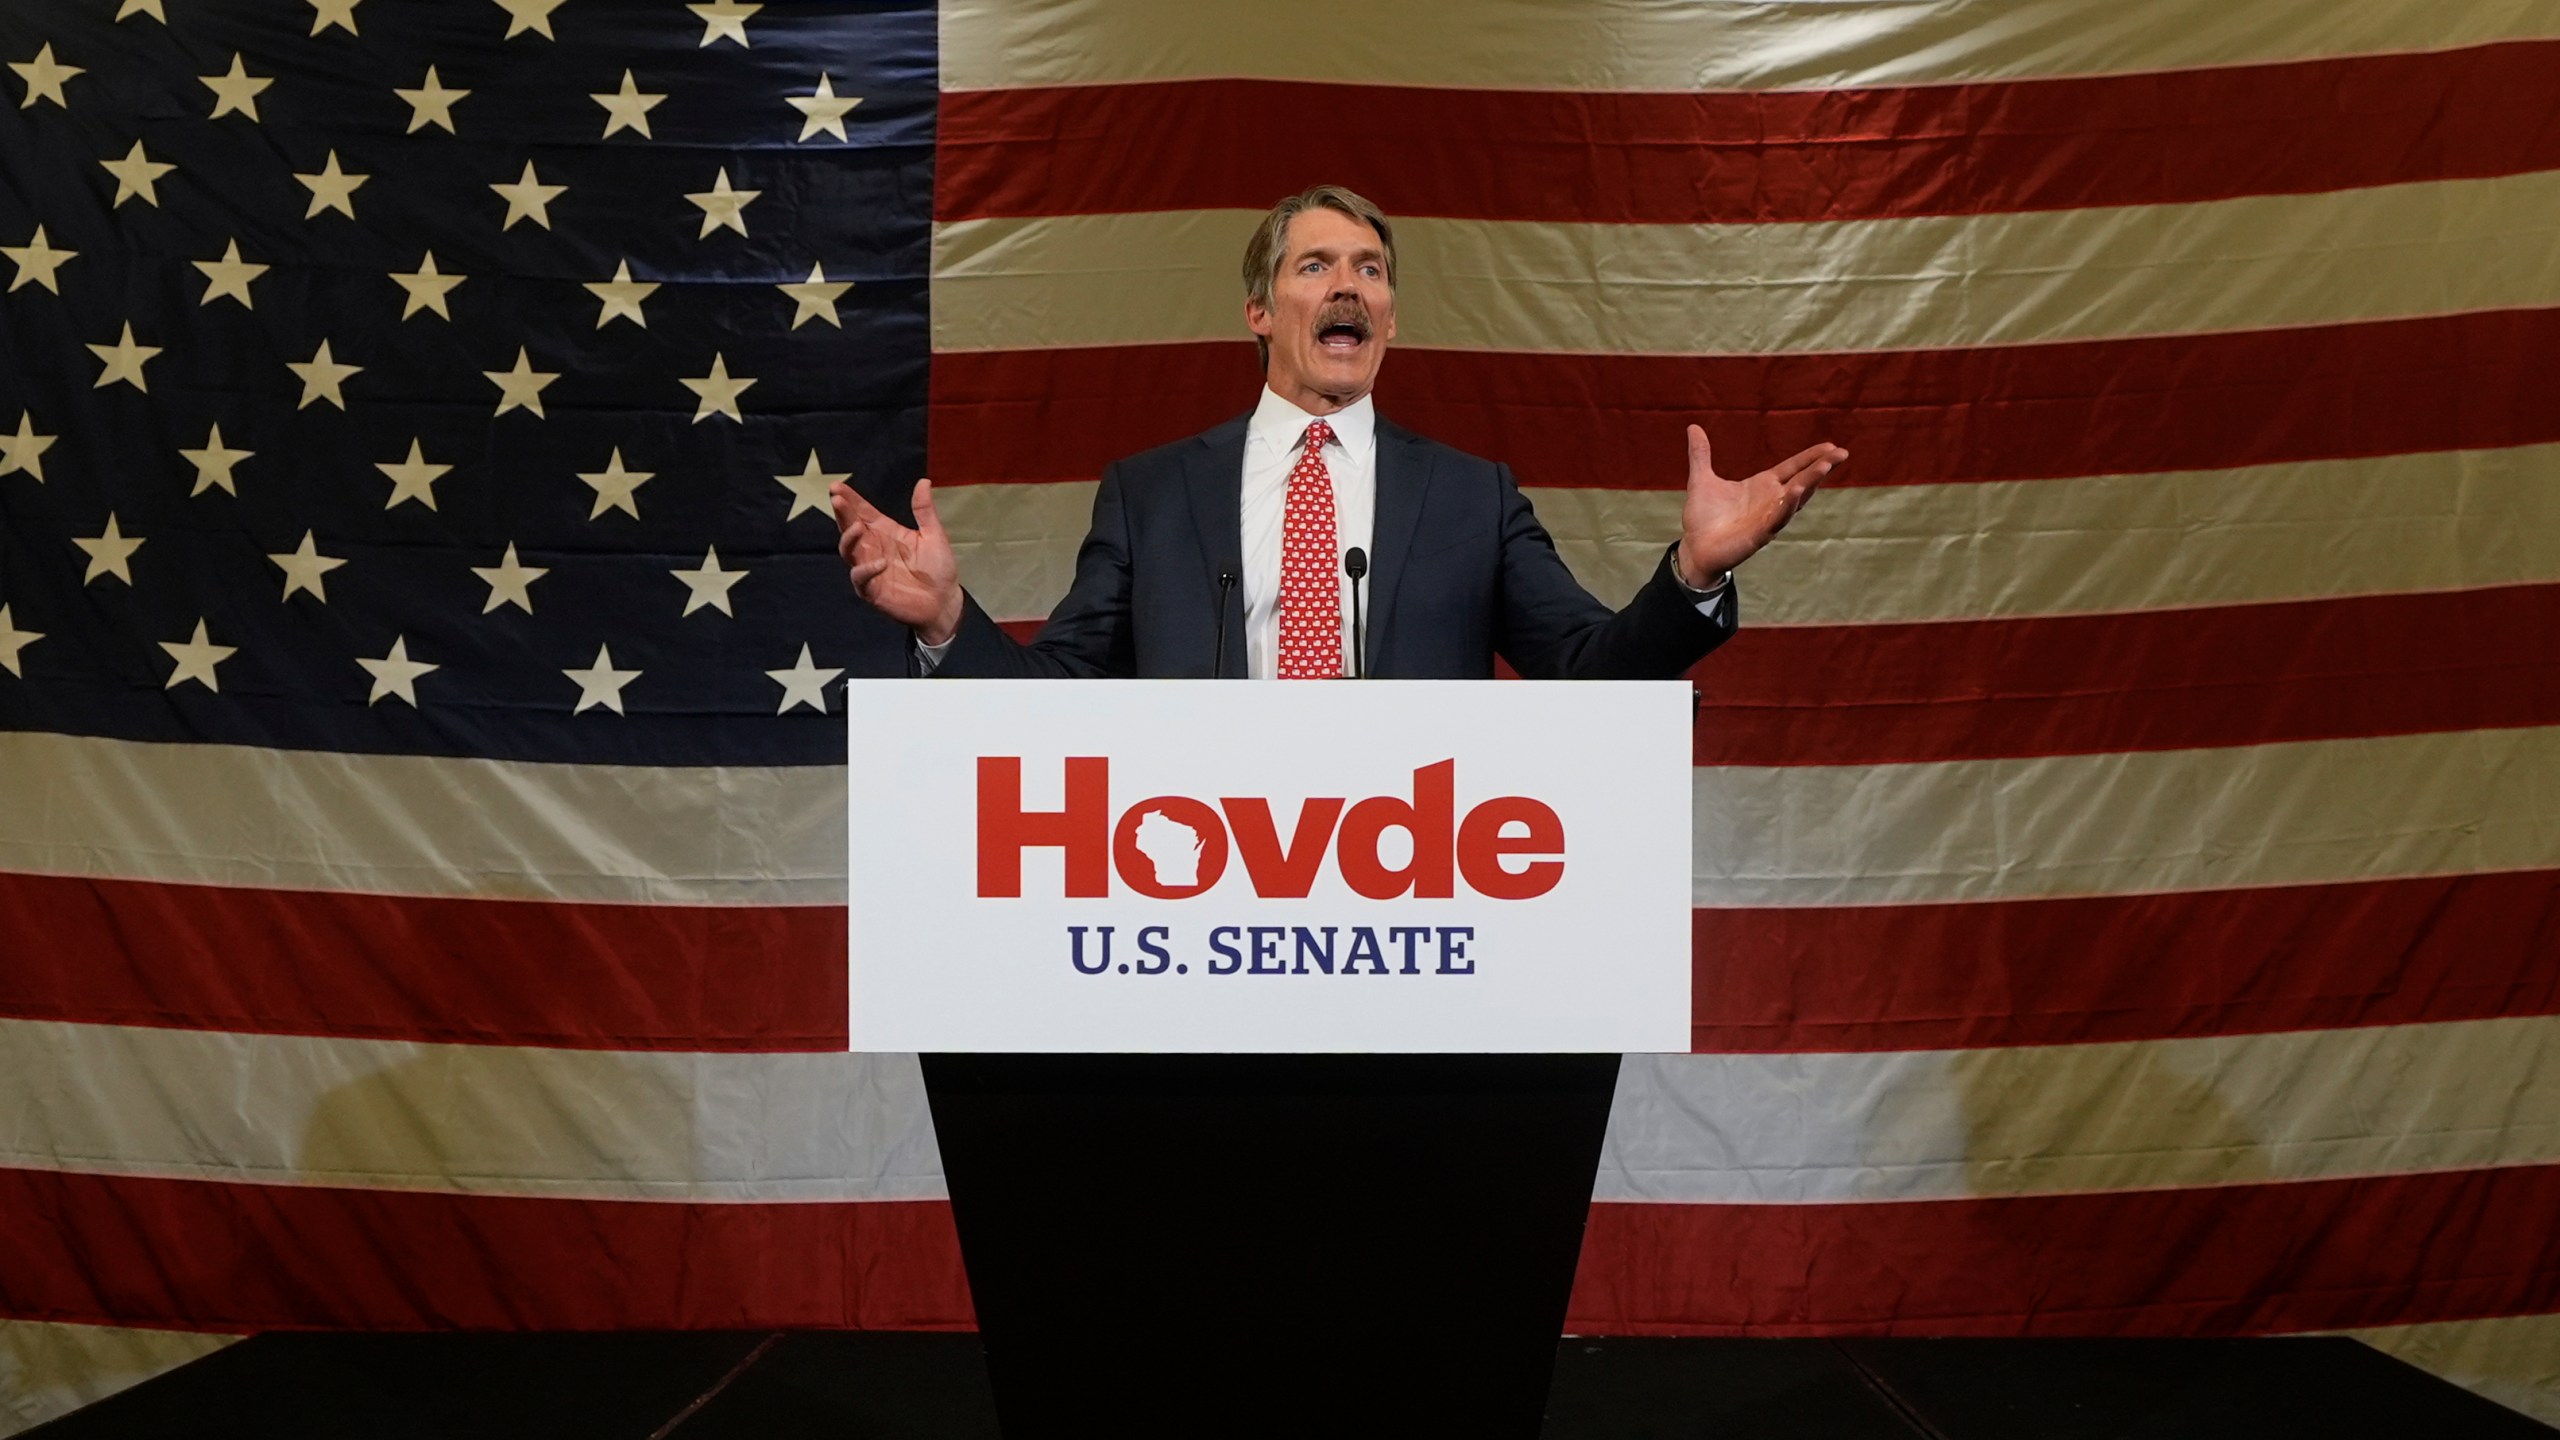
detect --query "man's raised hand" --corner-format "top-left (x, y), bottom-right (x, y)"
top-left (1674, 426), bottom-right (1845, 589)
top-left (832, 478), bottom-right (964, 645)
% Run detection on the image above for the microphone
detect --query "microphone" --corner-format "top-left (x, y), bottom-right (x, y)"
top-left (1212, 567), bottom-right (1238, 678)
top-left (1342, 547), bottom-right (1368, 680)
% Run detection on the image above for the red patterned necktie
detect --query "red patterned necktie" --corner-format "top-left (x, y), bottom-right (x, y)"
top-left (1276, 419), bottom-right (1342, 679)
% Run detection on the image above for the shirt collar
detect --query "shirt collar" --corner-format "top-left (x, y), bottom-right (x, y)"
top-left (1248, 386), bottom-right (1375, 459)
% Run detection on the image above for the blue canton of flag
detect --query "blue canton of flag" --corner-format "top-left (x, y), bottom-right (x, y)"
top-left (0, 0), bottom-right (933, 767)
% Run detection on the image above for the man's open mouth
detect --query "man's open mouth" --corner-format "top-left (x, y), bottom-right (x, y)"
top-left (1315, 310), bottom-right (1371, 350)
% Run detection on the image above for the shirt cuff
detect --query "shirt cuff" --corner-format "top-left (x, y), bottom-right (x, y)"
top-left (914, 632), bottom-right (955, 674)
top-left (1672, 559), bottom-right (1731, 620)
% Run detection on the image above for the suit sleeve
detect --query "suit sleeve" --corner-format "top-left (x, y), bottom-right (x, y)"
top-left (1490, 463), bottom-right (1738, 680)
top-left (933, 461), bottom-right (1139, 679)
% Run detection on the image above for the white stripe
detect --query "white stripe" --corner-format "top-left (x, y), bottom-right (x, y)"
top-left (0, 1019), bottom-right (944, 1202)
top-left (1596, 1014), bottom-right (2560, 1204)
top-left (1694, 725), bottom-right (2560, 907)
top-left (942, 0), bottom-right (2560, 93)
top-left (2341, 1313), bottom-right (2560, 1426)
top-left (936, 444), bottom-right (2560, 625)
top-left (0, 1320), bottom-right (235, 1439)
top-left (0, 732), bottom-right (844, 905)
top-left (932, 174), bottom-right (2560, 356)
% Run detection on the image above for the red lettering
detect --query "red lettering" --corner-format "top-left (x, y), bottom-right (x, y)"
top-left (1220, 797), bottom-right (1345, 899)
top-left (1336, 760), bottom-right (1456, 900)
top-left (1112, 797), bottom-right (1229, 899)
top-left (1456, 797), bottom-right (1566, 900)
top-left (976, 756), bottom-right (1110, 897)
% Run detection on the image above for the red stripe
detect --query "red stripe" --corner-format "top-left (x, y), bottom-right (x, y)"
top-left (0, 1167), bottom-right (969, 1332)
top-left (1689, 584), bottom-right (2560, 766)
top-left (939, 42), bottom-right (2560, 225)
top-left (927, 308), bottom-right (2560, 490)
top-left (1569, 1163), bottom-right (2560, 1336)
top-left (1691, 869), bottom-right (2560, 1053)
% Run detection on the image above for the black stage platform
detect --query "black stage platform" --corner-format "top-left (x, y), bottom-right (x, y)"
top-left (31, 1332), bottom-right (2553, 1439)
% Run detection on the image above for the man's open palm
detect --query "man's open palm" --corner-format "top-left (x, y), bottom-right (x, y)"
top-left (1676, 427), bottom-right (1845, 587)
top-left (833, 478), bottom-right (963, 645)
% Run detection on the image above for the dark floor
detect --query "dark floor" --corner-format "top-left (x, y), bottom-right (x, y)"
top-left (31, 1331), bottom-right (2554, 1439)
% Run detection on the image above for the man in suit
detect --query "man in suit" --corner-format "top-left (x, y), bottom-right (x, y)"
top-left (830, 184), bottom-right (1844, 675)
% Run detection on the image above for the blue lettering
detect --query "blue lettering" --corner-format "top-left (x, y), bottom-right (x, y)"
top-left (1207, 926), bottom-right (1243, 975)
top-left (1290, 926), bottom-right (1337, 975)
top-left (1389, 926), bottom-right (1429, 975)
top-left (1068, 925), bottom-right (1111, 976)
top-left (1135, 925), bottom-right (1173, 975)
top-left (1436, 926), bottom-right (1475, 975)
top-left (1342, 926), bottom-right (1387, 975)
top-left (1248, 926), bottom-right (1287, 974)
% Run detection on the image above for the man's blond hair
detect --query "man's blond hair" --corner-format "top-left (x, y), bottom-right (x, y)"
top-left (1241, 184), bottom-right (1396, 369)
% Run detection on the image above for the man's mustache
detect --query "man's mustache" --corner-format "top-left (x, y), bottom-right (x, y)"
top-left (1314, 301), bottom-right (1372, 338)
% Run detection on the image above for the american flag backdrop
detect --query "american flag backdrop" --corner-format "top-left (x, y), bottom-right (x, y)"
top-left (5, 0), bottom-right (2560, 1430)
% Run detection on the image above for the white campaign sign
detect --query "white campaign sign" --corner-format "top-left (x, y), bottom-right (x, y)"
top-left (845, 679), bottom-right (1692, 1053)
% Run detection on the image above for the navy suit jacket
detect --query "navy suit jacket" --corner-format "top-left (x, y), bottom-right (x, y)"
top-left (935, 412), bottom-right (1737, 680)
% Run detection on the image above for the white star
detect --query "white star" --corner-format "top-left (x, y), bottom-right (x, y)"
top-left (787, 72), bottom-right (861, 142)
top-left (75, 512), bottom-right (144, 585)
top-left (394, 65), bottom-right (467, 133)
top-left (563, 644), bottom-right (639, 714)
top-left (101, 140), bottom-right (174, 207)
top-left (200, 53), bottom-right (272, 121)
top-left (671, 546), bottom-right (746, 615)
top-left (490, 159), bottom-right (565, 230)
top-left (88, 322), bottom-right (160, 391)
top-left (1, 412), bottom-right (56, 482)
top-left (775, 450), bottom-right (848, 521)
top-left (375, 437), bottom-right (452, 510)
top-left (577, 446), bottom-right (653, 518)
top-left (492, 0), bottom-right (566, 38)
top-left (3, 225), bottom-right (76, 293)
top-left (765, 643), bottom-right (842, 714)
top-left (193, 239), bottom-right (267, 308)
top-left (12, 43), bottom-right (82, 109)
top-left (777, 262), bottom-right (852, 330)
top-left (295, 149), bottom-right (368, 219)
top-left (689, 0), bottom-right (758, 47)
top-left (0, 604), bottom-right (40, 678)
top-left (591, 69), bottom-right (664, 138)
top-left (268, 529), bottom-right (346, 601)
top-left (685, 166), bottom-right (759, 238)
top-left (117, 0), bottom-right (168, 20)
top-left (357, 635), bottom-right (438, 706)
top-left (160, 619), bottom-right (236, 691)
top-left (288, 339), bottom-right (360, 409)
top-left (681, 352), bottom-right (755, 423)
top-left (391, 251), bottom-right (465, 320)
top-left (584, 259), bottom-right (657, 328)
top-left (472, 542), bottom-right (547, 614)
top-left (484, 347), bottom-right (558, 418)
top-left (180, 422), bottom-right (252, 496)
top-left (305, 0), bottom-right (361, 36)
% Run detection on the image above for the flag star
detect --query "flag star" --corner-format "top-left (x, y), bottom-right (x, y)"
top-left (180, 422), bottom-right (252, 496)
top-left (4, 225), bottom-right (76, 293)
top-left (689, 0), bottom-right (758, 47)
top-left (591, 68), bottom-right (664, 138)
top-left (787, 73), bottom-right (861, 142)
top-left (101, 140), bottom-right (175, 207)
top-left (775, 449), bottom-right (848, 521)
top-left (490, 159), bottom-right (565, 230)
top-left (681, 353), bottom-right (756, 423)
top-left (75, 512), bottom-right (144, 585)
top-left (2, 412), bottom-right (55, 482)
top-left (357, 636), bottom-right (438, 706)
top-left (685, 166), bottom-right (759, 238)
top-left (778, 262), bottom-right (852, 330)
top-left (375, 437), bottom-right (452, 510)
top-left (671, 546), bottom-right (746, 615)
top-left (765, 643), bottom-right (842, 714)
top-left (268, 529), bottom-right (347, 601)
top-left (563, 644), bottom-right (639, 715)
top-left (117, 0), bottom-right (167, 20)
top-left (200, 53), bottom-right (273, 121)
top-left (193, 239), bottom-right (267, 308)
top-left (288, 339), bottom-right (360, 409)
top-left (485, 347), bottom-right (558, 417)
top-left (492, 0), bottom-right (567, 38)
top-left (11, 43), bottom-right (82, 109)
top-left (391, 250), bottom-right (465, 320)
top-left (578, 446), bottom-right (653, 518)
top-left (395, 65), bottom-right (467, 133)
top-left (585, 259), bottom-right (657, 328)
top-left (0, 605), bottom-right (40, 678)
top-left (295, 149), bottom-right (368, 219)
top-left (88, 322), bottom-right (160, 391)
top-left (160, 620), bottom-right (237, 691)
top-left (472, 542), bottom-right (547, 614)
top-left (306, 0), bottom-right (361, 36)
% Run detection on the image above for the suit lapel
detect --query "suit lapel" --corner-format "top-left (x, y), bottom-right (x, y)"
top-left (1366, 418), bottom-right (1430, 668)
top-left (1181, 414), bottom-right (1252, 674)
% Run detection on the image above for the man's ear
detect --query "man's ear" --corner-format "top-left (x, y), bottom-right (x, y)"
top-left (1244, 295), bottom-right (1274, 340)
top-left (1382, 303), bottom-right (1397, 344)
